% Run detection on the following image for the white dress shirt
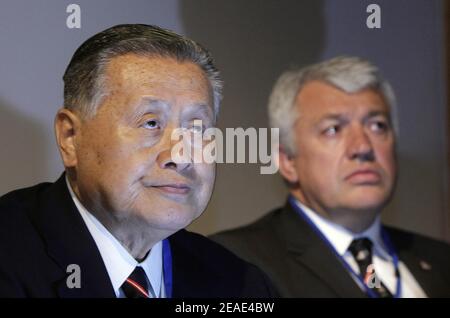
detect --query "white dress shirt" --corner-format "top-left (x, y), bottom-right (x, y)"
top-left (294, 199), bottom-right (427, 298)
top-left (66, 177), bottom-right (165, 298)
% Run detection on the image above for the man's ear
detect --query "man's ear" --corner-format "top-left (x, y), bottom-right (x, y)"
top-left (54, 108), bottom-right (82, 168)
top-left (278, 146), bottom-right (299, 184)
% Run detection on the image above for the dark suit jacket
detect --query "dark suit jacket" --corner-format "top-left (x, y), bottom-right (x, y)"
top-left (0, 174), bottom-right (275, 298)
top-left (211, 201), bottom-right (450, 297)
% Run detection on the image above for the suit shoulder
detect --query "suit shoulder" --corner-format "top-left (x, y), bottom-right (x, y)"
top-left (171, 229), bottom-right (253, 268)
top-left (386, 225), bottom-right (450, 248)
top-left (0, 182), bottom-right (51, 213)
top-left (169, 230), bottom-right (276, 297)
top-left (0, 182), bottom-right (52, 243)
top-left (386, 225), bottom-right (450, 261)
top-left (209, 207), bottom-right (286, 267)
top-left (0, 182), bottom-right (55, 287)
top-left (211, 207), bottom-right (284, 243)
top-left (210, 207), bottom-right (285, 247)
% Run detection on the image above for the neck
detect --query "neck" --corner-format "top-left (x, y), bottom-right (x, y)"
top-left (291, 191), bottom-right (380, 234)
top-left (328, 210), bottom-right (378, 233)
top-left (91, 210), bottom-right (163, 261)
top-left (105, 219), bottom-right (163, 261)
top-left (68, 177), bottom-right (166, 261)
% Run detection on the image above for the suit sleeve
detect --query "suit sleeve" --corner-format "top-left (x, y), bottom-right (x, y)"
top-left (243, 263), bottom-right (280, 297)
top-left (0, 251), bottom-right (26, 297)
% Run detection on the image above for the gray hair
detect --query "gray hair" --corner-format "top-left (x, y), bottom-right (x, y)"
top-left (268, 56), bottom-right (398, 155)
top-left (63, 24), bottom-right (223, 120)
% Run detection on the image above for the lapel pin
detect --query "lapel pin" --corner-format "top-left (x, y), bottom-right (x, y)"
top-left (419, 260), bottom-right (432, 271)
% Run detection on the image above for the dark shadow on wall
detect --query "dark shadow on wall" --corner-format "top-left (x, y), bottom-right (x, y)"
top-left (181, 0), bottom-right (325, 235)
top-left (0, 98), bottom-right (48, 196)
top-left (383, 152), bottom-right (447, 241)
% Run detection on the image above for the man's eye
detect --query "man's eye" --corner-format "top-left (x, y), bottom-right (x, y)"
top-left (189, 124), bottom-right (204, 134)
top-left (324, 125), bottom-right (340, 136)
top-left (187, 119), bottom-right (206, 134)
top-left (142, 119), bottom-right (160, 130)
top-left (370, 121), bottom-right (389, 133)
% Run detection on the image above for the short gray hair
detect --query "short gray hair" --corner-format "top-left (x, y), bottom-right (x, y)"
top-left (268, 56), bottom-right (398, 155)
top-left (63, 24), bottom-right (223, 120)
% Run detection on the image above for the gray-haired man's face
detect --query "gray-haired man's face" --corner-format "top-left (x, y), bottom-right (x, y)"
top-left (70, 54), bottom-right (216, 233)
top-left (280, 80), bottom-right (396, 217)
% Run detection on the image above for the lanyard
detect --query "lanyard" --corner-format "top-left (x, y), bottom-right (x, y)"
top-left (162, 239), bottom-right (173, 298)
top-left (288, 196), bottom-right (402, 298)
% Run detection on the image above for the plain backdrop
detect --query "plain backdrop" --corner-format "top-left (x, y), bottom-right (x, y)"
top-left (0, 0), bottom-right (448, 241)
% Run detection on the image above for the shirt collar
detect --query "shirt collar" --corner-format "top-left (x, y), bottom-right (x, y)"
top-left (293, 199), bottom-right (391, 260)
top-left (65, 176), bottom-right (163, 297)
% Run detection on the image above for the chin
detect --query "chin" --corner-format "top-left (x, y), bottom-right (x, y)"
top-left (349, 185), bottom-right (390, 203)
top-left (138, 207), bottom-right (199, 232)
top-left (346, 196), bottom-right (388, 212)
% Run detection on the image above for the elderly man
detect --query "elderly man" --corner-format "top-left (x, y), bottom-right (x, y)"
top-left (213, 56), bottom-right (450, 297)
top-left (0, 24), bottom-right (274, 298)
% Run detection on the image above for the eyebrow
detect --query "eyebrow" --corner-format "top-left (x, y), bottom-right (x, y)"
top-left (318, 110), bottom-right (390, 123)
top-left (365, 110), bottom-right (390, 119)
top-left (317, 114), bottom-right (347, 123)
top-left (137, 97), bottom-right (170, 112)
top-left (138, 97), bottom-right (211, 112)
top-left (134, 97), bottom-right (213, 123)
top-left (126, 98), bottom-right (168, 124)
top-left (182, 103), bottom-right (213, 118)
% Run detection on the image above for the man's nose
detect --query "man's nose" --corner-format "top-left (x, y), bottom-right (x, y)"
top-left (157, 128), bottom-right (192, 172)
top-left (347, 126), bottom-right (375, 162)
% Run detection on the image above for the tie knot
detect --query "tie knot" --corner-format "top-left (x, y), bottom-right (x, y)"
top-left (121, 266), bottom-right (150, 298)
top-left (347, 237), bottom-right (394, 298)
top-left (348, 237), bottom-right (373, 263)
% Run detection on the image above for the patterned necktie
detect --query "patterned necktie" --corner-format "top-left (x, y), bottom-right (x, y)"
top-left (348, 238), bottom-right (393, 298)
top-left (121, 267), bottom-right (150, 298)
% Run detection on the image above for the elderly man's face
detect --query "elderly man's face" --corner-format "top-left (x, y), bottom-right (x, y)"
top-left (281, 81), bottom-right (396, 215)
top-left (73, 54), bottom-right (215, 231)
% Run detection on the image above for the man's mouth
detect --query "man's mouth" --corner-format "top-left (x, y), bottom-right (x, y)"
top-left (152, 184), bottom-right (191, 195)
top-left (345, 169), bottom-right (381, 184)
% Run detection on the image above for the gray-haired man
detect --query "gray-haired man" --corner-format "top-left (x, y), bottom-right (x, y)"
top-left (213, 56), bottom-right (450, 298)
top-left (0, 24), bottom-right (275, 298)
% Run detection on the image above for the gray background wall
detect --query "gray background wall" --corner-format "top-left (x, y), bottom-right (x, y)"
top-left (0, 0), bottom-right (448, 241)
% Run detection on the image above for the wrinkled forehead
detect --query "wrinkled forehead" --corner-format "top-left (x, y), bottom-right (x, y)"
top-left (134, 97), bottom-right (214, 121)
top-left (95, 54), bottom-right (214, 118)
top-left (103, 54), bottom-right (212, 93)
top-left (295, 81), bottom-right (390, 120)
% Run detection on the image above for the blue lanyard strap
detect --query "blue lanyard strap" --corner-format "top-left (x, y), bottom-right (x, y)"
top-left (381, 228), bottom-right (402, 298)
top-left (288, 196), bottom-right (402, 298)
top-left (162, 239), bottom-right (173, 298)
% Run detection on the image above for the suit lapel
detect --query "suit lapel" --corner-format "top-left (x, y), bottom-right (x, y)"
top-left (399, 252), bottom-right (448, 297)
top-left (168, 231), bottom-right (196, 297)
top-left (168, 230), bottom-right (221, 297)
top-left (387, 229), bottom-right (450, 297)
top-left (280, 202), bottom-right (366, 297)
top-left (31, 173), bottom-right (115, 298)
